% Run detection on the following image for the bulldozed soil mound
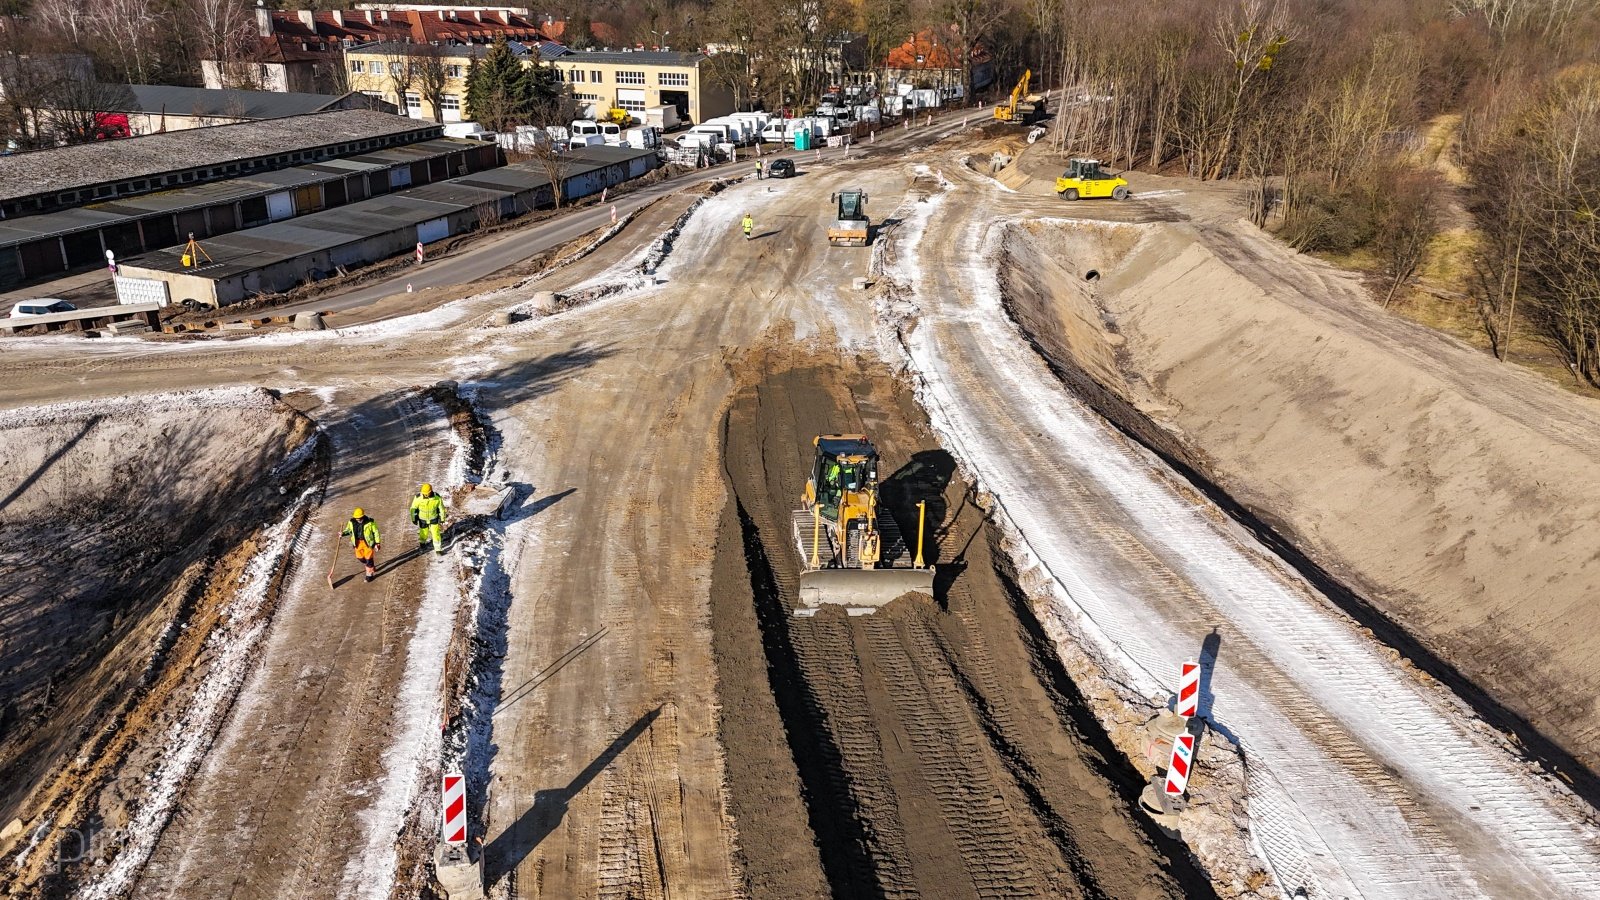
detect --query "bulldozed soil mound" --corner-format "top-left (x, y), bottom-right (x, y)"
top-left (709, 344), bottom-right (1211, 898)
top-left (998, 216), bottom-right (1600, 786)
top-left (0, 389), bottom-right (316, 888)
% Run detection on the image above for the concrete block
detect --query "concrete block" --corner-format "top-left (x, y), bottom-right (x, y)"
top-left (293, 312), bottom-right (326, 331)
top-left (105, 321), bottom-right (151, 335)
top-left (433, 843), bottom-right (484, 900)
top-left (532, 291), bottom-right (557, 314)
top-left (489, 310), bottom-right (514, 327)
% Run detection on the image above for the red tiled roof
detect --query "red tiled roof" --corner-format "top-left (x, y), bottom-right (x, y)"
top-left (884, 28), bottom-right (988, 69)
top-left (256, 9), bottom-right (546, 53)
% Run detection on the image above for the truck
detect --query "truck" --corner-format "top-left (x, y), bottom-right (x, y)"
top-left (623, 126), bottom-right (660, 149)
top-left (646, 105), bottom-right (681, 131)
top-left (704, 116), bottom-right (755, 146)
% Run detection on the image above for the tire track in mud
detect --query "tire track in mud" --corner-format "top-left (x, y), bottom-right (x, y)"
top-left (710, 345), bottom-right (1211, 899)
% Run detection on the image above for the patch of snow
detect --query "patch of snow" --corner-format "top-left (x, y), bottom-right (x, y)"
top-left (0, 386), bottom-right (274, 428)
top-left (76, 486), bottom-right (318, 900)
top-left (875, 181), bottom-right (1600, 897)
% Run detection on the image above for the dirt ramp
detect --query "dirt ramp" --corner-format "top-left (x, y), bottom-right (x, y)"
top-left (710, 343), bottom-right (1208, 898)
top-left (1001, 215), bottom-right (1600, 779)
top-left (0, 389), bottom-right (313, 847)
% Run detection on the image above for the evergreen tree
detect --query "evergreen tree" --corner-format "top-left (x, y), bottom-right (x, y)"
top-left (465, 37), bottom-right (567, 131)
top-left (465, 36), bottom-right (534, 132)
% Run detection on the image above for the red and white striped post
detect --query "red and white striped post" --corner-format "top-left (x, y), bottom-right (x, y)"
top-left (415, 241), bottom-right (425, 265)
top-left (1164, 732), bottom-right (1196, 796)
top-left (441, 771), bottom-right (466, 844)
top-left (1175, 659), bottom-right (1199, 718)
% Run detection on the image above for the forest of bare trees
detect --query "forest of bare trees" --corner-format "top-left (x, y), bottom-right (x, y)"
top-left (1034, 0), bottom-right (1599, 380)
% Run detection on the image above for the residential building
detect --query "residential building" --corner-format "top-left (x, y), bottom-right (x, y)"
top-left (552, 49), bottom-right (734, 125)
top-left (344, 42), bottom-right (734, 126)
top-left (881, 28), bottom-right (993, 97)
top-left (345, 39), bottom-right (565, 123)
top-left (204, 6), bottom-right (550, 94)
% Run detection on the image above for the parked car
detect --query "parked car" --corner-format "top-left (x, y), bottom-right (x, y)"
top-left (8, 299), bottom-right (74, 317)
top-left (767, 158), bottom-right (796, 178)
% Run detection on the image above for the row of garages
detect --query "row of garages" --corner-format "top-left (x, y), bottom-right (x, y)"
top-left (120, 146), bottom-right (660, 308)
top-left (0, 139), bottom-right (502, 288)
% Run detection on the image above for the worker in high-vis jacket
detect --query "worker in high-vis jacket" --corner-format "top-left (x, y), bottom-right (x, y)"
top-left (410, 483), bottom-right (448, 555)
top-left (741, 213), bottom-right (754, 240)
top-left (342, 508), bottom-right (382, 582)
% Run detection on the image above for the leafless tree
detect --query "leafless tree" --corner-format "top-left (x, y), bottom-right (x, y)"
top-left (414, 45), bottom-right (449, 123)
top-left (383, 44), bottom-right (418, 114)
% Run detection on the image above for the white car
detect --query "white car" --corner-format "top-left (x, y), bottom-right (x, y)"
top-left (9, 299), bottom-right (75, 317)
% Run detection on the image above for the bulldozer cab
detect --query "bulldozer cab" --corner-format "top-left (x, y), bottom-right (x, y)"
top-left (812, 437), bottom-right (878, 521)
top-left (833, 190), bottom-right (868, 222)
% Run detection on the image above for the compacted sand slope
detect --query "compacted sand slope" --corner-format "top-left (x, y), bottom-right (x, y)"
top-left (0, 389), bottom-right (311, 837)
top-left (1001, 216), bottom-right (1600, 776)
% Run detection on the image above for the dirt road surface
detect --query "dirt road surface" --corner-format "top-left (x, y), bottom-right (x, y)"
top-left (879, 153), bottom-right (1600, 897)
top-left (2, 115), bottom-right (1598, 900)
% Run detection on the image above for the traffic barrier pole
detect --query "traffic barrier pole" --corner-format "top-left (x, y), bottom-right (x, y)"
top-left (442, 771), bottom-right (466, 844)
top-left (1164, 733), bottom-right (1195, 796)
top-left (1176, 659), bottom-right (1200, 718)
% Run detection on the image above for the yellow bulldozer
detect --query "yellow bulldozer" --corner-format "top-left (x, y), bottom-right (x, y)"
top-left (792, 434), bottom-right (935, 616)
top-left (1055, 158), bottom-right (1130, 201)
top-left (826, 189), bottom-right (870, 247)
top-left (994, 69), bottom-right (1047, 125)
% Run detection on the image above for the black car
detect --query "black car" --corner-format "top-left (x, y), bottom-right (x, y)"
top-left (767, 158), bottom-right (796, 178)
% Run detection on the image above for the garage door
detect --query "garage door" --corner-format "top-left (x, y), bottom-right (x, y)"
top-left (266, 191), bottom-right (294, 221)
top-left (618, 89), bottom-right (645, 111)
top-left (417, 217), bottom-right (449, 244)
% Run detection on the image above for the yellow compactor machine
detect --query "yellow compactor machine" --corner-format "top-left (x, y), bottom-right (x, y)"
top-left (792, 434), bottom-right (934, 616)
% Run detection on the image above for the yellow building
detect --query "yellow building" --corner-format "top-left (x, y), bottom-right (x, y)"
top-left (343, 41), bottom-right (735, 126)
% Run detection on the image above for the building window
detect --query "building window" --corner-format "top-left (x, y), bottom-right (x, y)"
top-left (658, 71), bottom-right (689, 87)
top-left (405, 92), bottom-right (421, 113)
top-left (388, 62), bottom-right (404, 75)
top-left (574, 92), bottom-right (601, 101)
top-left (616, 70), bottom-right (645, 85)
top-left (591, 69), bottom-right (603, 82)
top-left (445, 64), bottom-right (463, 78)
top-left (441, 94), bottom-right (460, 112)
top-left (568, 68), bottom-right (585, 83)
top-left (618, 98), bottom-right (646, 112)
top-left (351, 59), bottom-right (366, 73)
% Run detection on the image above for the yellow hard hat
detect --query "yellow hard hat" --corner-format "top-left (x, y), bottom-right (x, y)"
top-left (420, 483), bottom-right (433, 495)
top-left (352, 507), bottom-right (364, 518)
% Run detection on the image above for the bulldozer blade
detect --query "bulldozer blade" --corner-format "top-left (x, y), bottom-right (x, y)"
top-left (794, 568), bottom-right (935, 617)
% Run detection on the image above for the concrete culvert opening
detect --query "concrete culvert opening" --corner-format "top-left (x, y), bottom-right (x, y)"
top-left (1084, 269), bottom-right (1101, 282)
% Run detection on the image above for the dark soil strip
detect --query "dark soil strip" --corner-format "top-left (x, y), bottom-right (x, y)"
top-left (999, 272), bottom-right (1600, 811)
top-left (711, 347), bottom-right (1207, 899)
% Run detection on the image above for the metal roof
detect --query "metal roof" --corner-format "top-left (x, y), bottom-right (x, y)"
top-left (0, 110), bottom-right (438, 204)
top-left (0, 138), bottom-right (482, 248)
top-left (559, 49), bottom-right (705, 66)
top-left (121, 145), bottom-right (653, 278)
top-left (107, 84), bottom-right (353, 120)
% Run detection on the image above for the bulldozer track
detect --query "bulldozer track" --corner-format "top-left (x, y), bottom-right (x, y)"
top-left (790, 614), bottom-right (922, 898)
